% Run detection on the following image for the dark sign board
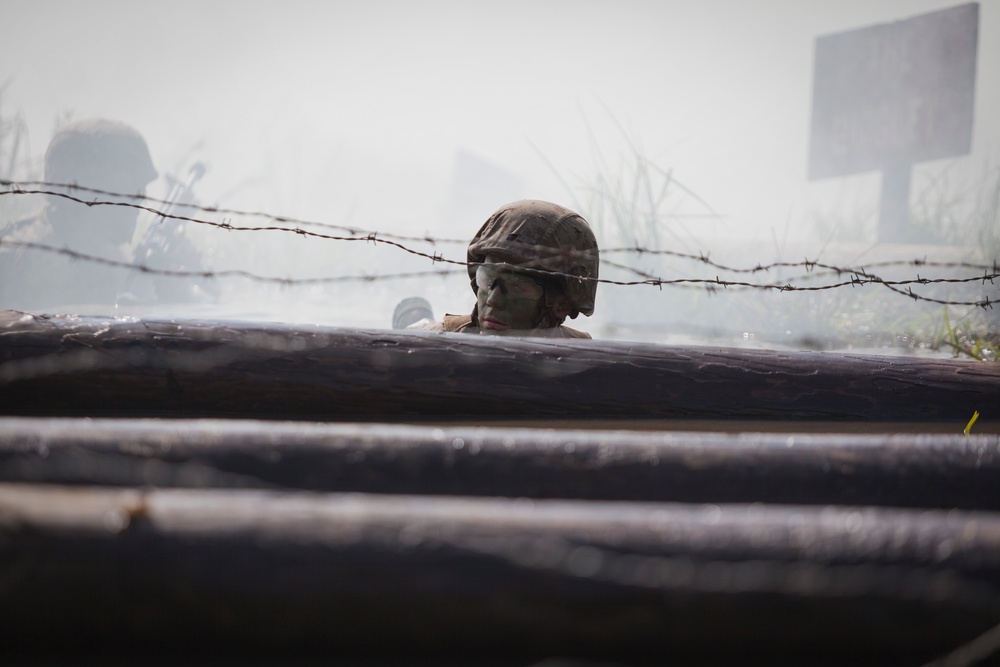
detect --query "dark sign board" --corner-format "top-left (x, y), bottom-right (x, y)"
top-left (808, 3), bottom-right (978, 180)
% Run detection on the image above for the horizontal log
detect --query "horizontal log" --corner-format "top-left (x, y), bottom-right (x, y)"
top-left (2, 417), bottom-right (999, 510)
top-left (1, 312), bottom-right (997, 422)
top-left (2, 483), bottom-right (999, 662)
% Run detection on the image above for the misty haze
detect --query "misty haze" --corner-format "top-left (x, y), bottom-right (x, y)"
top-left (3, 4), bottom-right (1000, 664)
top-left (0, 0), bottom-right (997, 355)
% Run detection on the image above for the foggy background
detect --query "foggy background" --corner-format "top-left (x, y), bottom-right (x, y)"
top-left (1, 0), bottom-right (998, 352)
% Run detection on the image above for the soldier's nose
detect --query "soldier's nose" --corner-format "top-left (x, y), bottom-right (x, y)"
top-left (485, 281), bottom-right (506, 307)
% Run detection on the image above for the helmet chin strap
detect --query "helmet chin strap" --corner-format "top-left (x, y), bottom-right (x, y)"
top-left (535, 285), bottom-right (566, 328)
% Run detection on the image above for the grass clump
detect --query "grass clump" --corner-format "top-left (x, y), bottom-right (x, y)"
top-left (937, 308), bottom-right (999, 362)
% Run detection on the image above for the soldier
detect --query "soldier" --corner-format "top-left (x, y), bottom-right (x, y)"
top-left (424, 199), bottom-right (600, 338)
top-left (0, 118), bottom-right (158, 312)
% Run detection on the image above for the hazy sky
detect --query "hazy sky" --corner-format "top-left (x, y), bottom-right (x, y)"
top-left (1, 0), bottom-right (997, 331)
top-left (3, 0), bottom-right (996, 225)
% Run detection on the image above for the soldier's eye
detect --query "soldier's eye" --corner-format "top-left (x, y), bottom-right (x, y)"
top-left (508, 277), bottom-right (542, 298)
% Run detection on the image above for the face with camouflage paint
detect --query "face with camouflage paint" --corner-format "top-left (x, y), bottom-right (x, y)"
top-left (475, 259), bottom-right (546, 333)
top-left (475, 256), bottom-right (574, 334)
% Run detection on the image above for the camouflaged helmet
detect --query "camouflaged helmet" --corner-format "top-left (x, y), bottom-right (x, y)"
top-left (467, 200), bottom-right (599, 317)
top-left (44, 119), bottom-right (158, 188)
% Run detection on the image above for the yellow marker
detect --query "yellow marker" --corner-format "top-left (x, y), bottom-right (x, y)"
top-left (964, 410), bottom-right (980, 436)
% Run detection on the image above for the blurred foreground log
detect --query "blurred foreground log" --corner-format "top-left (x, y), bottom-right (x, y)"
top-left (2, 483), bottom-right (999, 663)
top-left (2, 417), bottom-right (999, 509)
top-left (4, 312), bottom-right (1000, 665)
top-left (1, 312), bottom-right (997, 422)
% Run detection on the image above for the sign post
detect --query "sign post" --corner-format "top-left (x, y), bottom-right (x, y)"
top-left (808, 3), bottom-right (978, 243)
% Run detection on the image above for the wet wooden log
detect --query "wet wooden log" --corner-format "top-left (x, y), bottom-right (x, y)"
top-left (2, 417), bottom-right (999, 510)
top-left (2, 483), bottom-right (999, 662)
top-left (1, 312), bottom-right (997, 422)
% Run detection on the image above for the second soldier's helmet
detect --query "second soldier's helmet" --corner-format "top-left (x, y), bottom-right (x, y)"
top-left (44, 118), bottom-right (158, 190)
top-left (467, 200), bottom-right (599, 317)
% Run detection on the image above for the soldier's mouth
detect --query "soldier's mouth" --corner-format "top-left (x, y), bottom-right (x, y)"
top-left (481, 317), bottom-right (509, 330)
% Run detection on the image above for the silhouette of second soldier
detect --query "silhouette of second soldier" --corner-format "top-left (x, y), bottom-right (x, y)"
top-left (0, 119), bottom-right (158, 312)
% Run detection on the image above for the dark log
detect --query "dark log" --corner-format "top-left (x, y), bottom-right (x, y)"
top-left (1, 312), bottom-right (997, 422)
top-left (2, 483), bottom-right (999, 663)
top-left (2, 417), bottom-right (999, 510)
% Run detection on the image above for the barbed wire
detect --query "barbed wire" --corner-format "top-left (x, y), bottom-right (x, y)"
top-left (0, 180), bottom-right (468, 245)
top-left (0, 241), bottom-right (459, 286)
top-left (1, 181), bottom-right (996, 309)
top-left (603, 247), bottom-right (997, 276)
top-left (4, 180), bottom-right (996, 274)
top-left (600, 256), bottom-right (998, 305)
top-left (2, 239), bottom-right (994, 308)
top-left (0, 186), bottom-right (468, 267)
